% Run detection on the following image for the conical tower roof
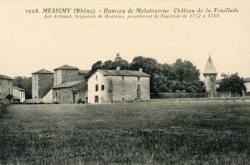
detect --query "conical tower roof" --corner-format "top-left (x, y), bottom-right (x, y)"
top-left (203, 56), bottom-right (217, 74)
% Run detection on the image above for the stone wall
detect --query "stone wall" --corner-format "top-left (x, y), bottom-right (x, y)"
top-left (53, 82), bottom-right (87, 104)
top-left (54, 70), bottom-right (85, 86)
top-left (204, 74), bottom-right (217, 97)
top-left (0, 78), bottom-right (13, 101)
top-left (151, 93), bottom-right (208, 99)
top-left (109, 76), bottom-right (150, 102)
top-left (32, 73), bottom-right (53, 99)
top-left (245, 82), bottom-right (250, 93)
top-left (150, 97), bottom-right (250, 103)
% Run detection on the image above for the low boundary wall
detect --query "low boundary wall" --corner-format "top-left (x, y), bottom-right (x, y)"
top-left (150, 97), bottom-right (250, 103)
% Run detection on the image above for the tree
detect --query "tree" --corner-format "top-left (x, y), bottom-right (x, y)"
top-left (86, 61), bottom-right (102, 79)
top-left (6, 94), bottom-right (13, 102)
top-left (171, 59), bottom-right (200, 82)
top-left (218, 73), bottom-right (246, 96)
top-left (13, 76), bottom-right (32, 99)
top-left (129, 56), bottom-right (161, 75)
top-left (129, 56), bottom-right (162, 92)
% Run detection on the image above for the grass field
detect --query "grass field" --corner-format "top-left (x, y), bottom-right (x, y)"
top-left (1, 102), bottom-right (250, 165)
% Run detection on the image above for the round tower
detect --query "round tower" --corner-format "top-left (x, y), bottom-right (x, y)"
top-left (203, 55), bottom-right (218, 97)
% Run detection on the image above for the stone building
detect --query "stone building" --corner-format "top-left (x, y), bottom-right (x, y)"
top-left (51, 64), bottom-right (89, 104)
top-left (13, 86), bottom-right (25, 103)
top-left (32, 69), bottom-right (53, 100)
top-left (244, 78), bottom-right (250, 93)
top-left (53, 81), bottom-right (87, 104)
top-left (0, 74), bottom-right (13, 102)
top-left (88, 67), bottom-right (150, 104)
top-left (203, 56), bottom-right (218, 97)
top-left (53, 65), bottom-right (88, 86)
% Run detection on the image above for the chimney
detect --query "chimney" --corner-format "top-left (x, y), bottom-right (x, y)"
top-left (116, 66), bottom-right (121, 71)
top-left (139, 68), bottom-right (143, 72)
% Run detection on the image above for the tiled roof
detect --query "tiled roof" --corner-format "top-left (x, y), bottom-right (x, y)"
top-left (54, 64), bottom-right (78, 71)
top-left (53, 81), bottom-right (83, 89)
top-left (99, 69), bottom-right (150, 77)
top-left (0, 74), bottom-right (13, 80)
top-left (13, 86), bottom-right (25, 91)
top-left (203, 56), bottom-right (217, 74)
top-left (79, 70), bottom-right (89, 75)
top-left (32, 69), bottom-right (53, 74)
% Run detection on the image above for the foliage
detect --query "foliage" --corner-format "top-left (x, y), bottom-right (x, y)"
top-left (171, 59), bottom-right (200, 82)
top-left (13, 76), bottom-right (32, 99)
top-left (5, 94), bottom-right (13, 102)
top-left (218, 73), bottom-right (246, 96)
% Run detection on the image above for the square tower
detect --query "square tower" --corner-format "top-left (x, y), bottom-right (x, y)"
top-left (32, 69), bottom-right (53, 99)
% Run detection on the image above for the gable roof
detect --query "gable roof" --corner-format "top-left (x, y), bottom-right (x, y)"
top-left (0, 74), bottom-right (13, 80)
top-left (203, 56), bottom-right (217, 74)
top-left (54, 64), bottom-right (79, 71)
top-left (53, 81), bottom-right (83, 89)
top-left (97, 69), bottom-right (150, 78)
top-left (32, 69), bottom-right (53, 74)
top-left (13, 86), bottom-right (25, 91)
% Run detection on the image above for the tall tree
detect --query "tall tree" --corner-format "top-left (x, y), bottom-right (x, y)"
top-left (86, 61), bottom-right (103, 79)
top-left (172, 59), bottom-right (200, 82)
top-left (13, 76), bottom-right (32, 99)
top-left (129, 56), bottom-right (162, 92)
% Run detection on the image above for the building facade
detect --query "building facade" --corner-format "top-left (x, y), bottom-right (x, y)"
top-left (203, 56), bottom-right (218, 98)
top-left (0, 74), bottom-right (13, 102)
top-left (52, 65), bottom-right (89, 104)
top-left (244, 78), bottom-right (250, 93)
top-left (32, 69), bottom-right (54, 100)
top-left (53, 65), bottom-right (87, 86)
top-left (13, 86), bottom-right (25, 103)
top-left (88, 68), bottom-right (150, 104)
top-left (53, 81), bottom-right (87, 104)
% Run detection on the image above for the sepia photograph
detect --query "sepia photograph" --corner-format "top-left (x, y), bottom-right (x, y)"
top-left (0, 0), bottom-right (250, 164)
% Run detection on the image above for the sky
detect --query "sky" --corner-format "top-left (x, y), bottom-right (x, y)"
top-left (0, 0), bottom-right (249, 79)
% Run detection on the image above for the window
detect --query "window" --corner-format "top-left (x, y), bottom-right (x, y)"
top-left (95, 96), bottom-right (99, 103)
top-left (96, 75), bottom-right (98, 80)
top-left (122, 76), bottom-right (124, 80)
top-left (95, 84), bottom-right (99, 91)
top-left (138, 77), bottom-right (140, 81)
top-left (101, 85), bottom-right (105, 91)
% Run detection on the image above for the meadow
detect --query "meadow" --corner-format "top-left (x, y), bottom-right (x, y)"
top-left (0, 102), bottom-right (250, 165)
